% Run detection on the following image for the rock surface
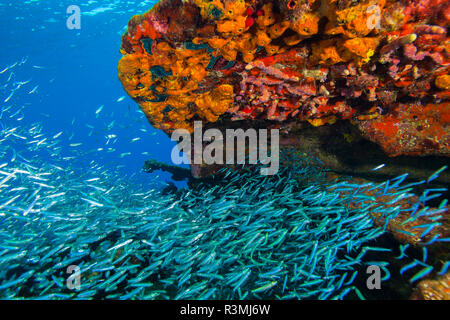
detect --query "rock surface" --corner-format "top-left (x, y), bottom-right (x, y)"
top-left (119, 0), bottom-right (450, 158)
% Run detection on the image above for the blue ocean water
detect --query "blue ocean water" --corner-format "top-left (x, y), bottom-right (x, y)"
top-left (1, 0), bottom-right (180, 187)
top-left (0, 1), bottom-right (448, 300)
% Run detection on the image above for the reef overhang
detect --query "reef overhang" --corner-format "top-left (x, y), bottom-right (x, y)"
top-left (118, 0), bottom-right (449, 164)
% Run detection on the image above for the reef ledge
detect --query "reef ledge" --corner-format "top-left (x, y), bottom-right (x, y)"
top-left (118, 0), bottom-right (449, 162)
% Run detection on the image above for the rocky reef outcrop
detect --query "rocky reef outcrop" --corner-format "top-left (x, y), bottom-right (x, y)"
top-left (118, 0), bottom-right (449, 159)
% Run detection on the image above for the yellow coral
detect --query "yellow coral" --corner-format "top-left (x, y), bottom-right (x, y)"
top-left (342, 37), bottom-right (380, 66)
top-left (284, 34), bottom-right (303, 46)
top-left (269, 21), bottom-right (290, 38)
top-left (118, 37), bottom-right (228, 132)
top-left (118, 53), bottom-right (147, 98)
top-left (119, 0), bottom-right (395, 134)
top-left (308, 116), bottom-right (337, 127)
top-left (435, 75), bottom-right (450, 90)
top-left (217, 15), bottom-right (247, 35)
top-left (193, 0), bottom-right (225, 20)
top-left (311, 39), bottom-right (345, 65)
top-left (223, 0), bottom-right (247, 19)
top-left (219, 41), bottom-right (239, 61)
top-left (204, 37), bottom-right (229, 49)
top-left (236, 33), bottom-right (256, 52)
top-left (196, 84), bottom-right (234, 122)
top-left (324, 0), bottom-right (386, 38)
top-left (256, 3), bottom-right (276, 27)
top-left (291, 13), bottom-right (320, 36)
top-left (265, 44), bottom-right (280, 56)
top-left (255, 30), bottom-right (271, 47)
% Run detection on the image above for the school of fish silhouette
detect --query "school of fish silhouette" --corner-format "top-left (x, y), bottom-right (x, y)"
top-left (0, 0), bottom-right (448, 300)
top-left (0, 112), bottom-right (448, 299)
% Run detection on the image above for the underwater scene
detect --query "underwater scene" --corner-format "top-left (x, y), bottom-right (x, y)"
top-left (0, 0), bottom-right (449, 303)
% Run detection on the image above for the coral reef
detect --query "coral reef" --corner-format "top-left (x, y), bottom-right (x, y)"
top-left (119, 0), bottom-right (449, 156)
top-left (358, 102), bottom-right (449, 157)
top-left (412, 272), bottom-right (450, 300)
top-left (118, 1), bottom-right (450, 299)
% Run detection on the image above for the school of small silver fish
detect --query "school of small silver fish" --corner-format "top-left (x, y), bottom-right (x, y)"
top-left (1, 23), bottom-right (449, 301)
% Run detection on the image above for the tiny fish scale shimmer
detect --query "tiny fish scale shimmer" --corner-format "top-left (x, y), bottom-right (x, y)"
top-left (0, 103), bottom-right (447, 299)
